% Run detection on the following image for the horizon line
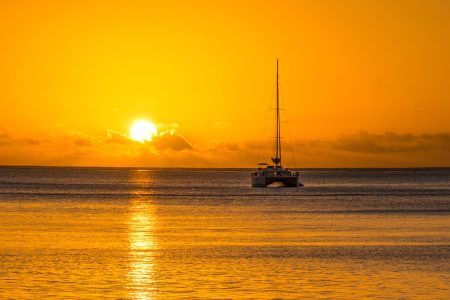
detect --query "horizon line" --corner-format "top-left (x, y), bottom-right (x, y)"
top-left (1, 165), bottom-right (449, 170)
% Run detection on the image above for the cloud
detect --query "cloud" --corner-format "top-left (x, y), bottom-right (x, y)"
top-left (105, 130), bottom-right (132, 144)
top-left (0, 129), bottom-right (45, 147)
top-left (203, 141), bottom-right (240, 152)
top-left (74, 138), bottom-right (93, 147)
top-left (24, 139), bottom-right (43, 146)
top-left (213, 121), bottom-right (229, 127)
top-left (152, 123), bottom-right (192, 151)
top-left (332, 131), bottom-right (450, 153)
top-left (153, 133), bottom-right (192, 151)
top-left (241, 131), bottom-right (450, 168)
top-left (0, 126), bottom-right (449, 167)
top-left (0, 130), bottom-right (11, 145)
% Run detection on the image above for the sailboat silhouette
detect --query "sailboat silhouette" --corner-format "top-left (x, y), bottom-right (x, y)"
top-left (251, 60), bottom-right (302, 187)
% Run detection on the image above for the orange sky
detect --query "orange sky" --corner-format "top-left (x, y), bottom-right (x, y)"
top-left (1, 0), bottom-right (449, 167)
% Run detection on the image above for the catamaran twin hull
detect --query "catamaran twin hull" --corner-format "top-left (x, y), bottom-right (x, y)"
top-left (251, 173), bottom-right (300, 187)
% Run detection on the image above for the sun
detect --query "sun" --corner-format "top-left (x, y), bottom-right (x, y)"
top-left (130, 120), bottom-right (158, 143)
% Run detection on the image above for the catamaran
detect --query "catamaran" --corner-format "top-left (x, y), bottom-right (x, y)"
top-left (251, 60), bottom-right (302, 187)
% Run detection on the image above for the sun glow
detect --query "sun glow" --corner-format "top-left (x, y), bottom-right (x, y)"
top-left (130, 120), bottom-right (158, 143)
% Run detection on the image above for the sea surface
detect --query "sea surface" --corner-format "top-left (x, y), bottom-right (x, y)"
top-left (0, 167), bottom-right (449, 299)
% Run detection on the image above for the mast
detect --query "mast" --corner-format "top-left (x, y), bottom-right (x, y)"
top-left (278, 59), bottom-right (282, 166)
top-left (272, 59), bottom-right (282, 167)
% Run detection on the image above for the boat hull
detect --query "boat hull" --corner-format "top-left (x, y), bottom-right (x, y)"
top-left (251, 174), bottom-right (300, 187)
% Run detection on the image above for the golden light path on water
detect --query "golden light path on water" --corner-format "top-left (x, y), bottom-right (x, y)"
top-left (127, 170), bottom-right (157, 300)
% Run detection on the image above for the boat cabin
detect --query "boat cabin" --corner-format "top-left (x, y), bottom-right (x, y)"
top-left (253, 165), bottom-right (297, 177)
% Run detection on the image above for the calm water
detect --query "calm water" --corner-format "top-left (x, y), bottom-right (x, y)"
top-left (0, 167), bottom-right (449, 299)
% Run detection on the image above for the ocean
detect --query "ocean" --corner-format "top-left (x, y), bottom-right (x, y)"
top-left (0, 167), bottom-right (449, 299)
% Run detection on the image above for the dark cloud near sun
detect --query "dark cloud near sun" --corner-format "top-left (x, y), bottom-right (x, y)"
top-left (152, 131), bottom-right (192, 151)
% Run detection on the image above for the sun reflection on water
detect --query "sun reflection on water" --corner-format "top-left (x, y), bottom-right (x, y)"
top-left (127, 170), bottom-right (157, 300)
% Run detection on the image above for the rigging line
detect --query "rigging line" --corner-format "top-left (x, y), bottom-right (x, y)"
top-left (279, 80), bottom-right (297, 169)
top-left (255, 77), bottom-right (277, 167)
